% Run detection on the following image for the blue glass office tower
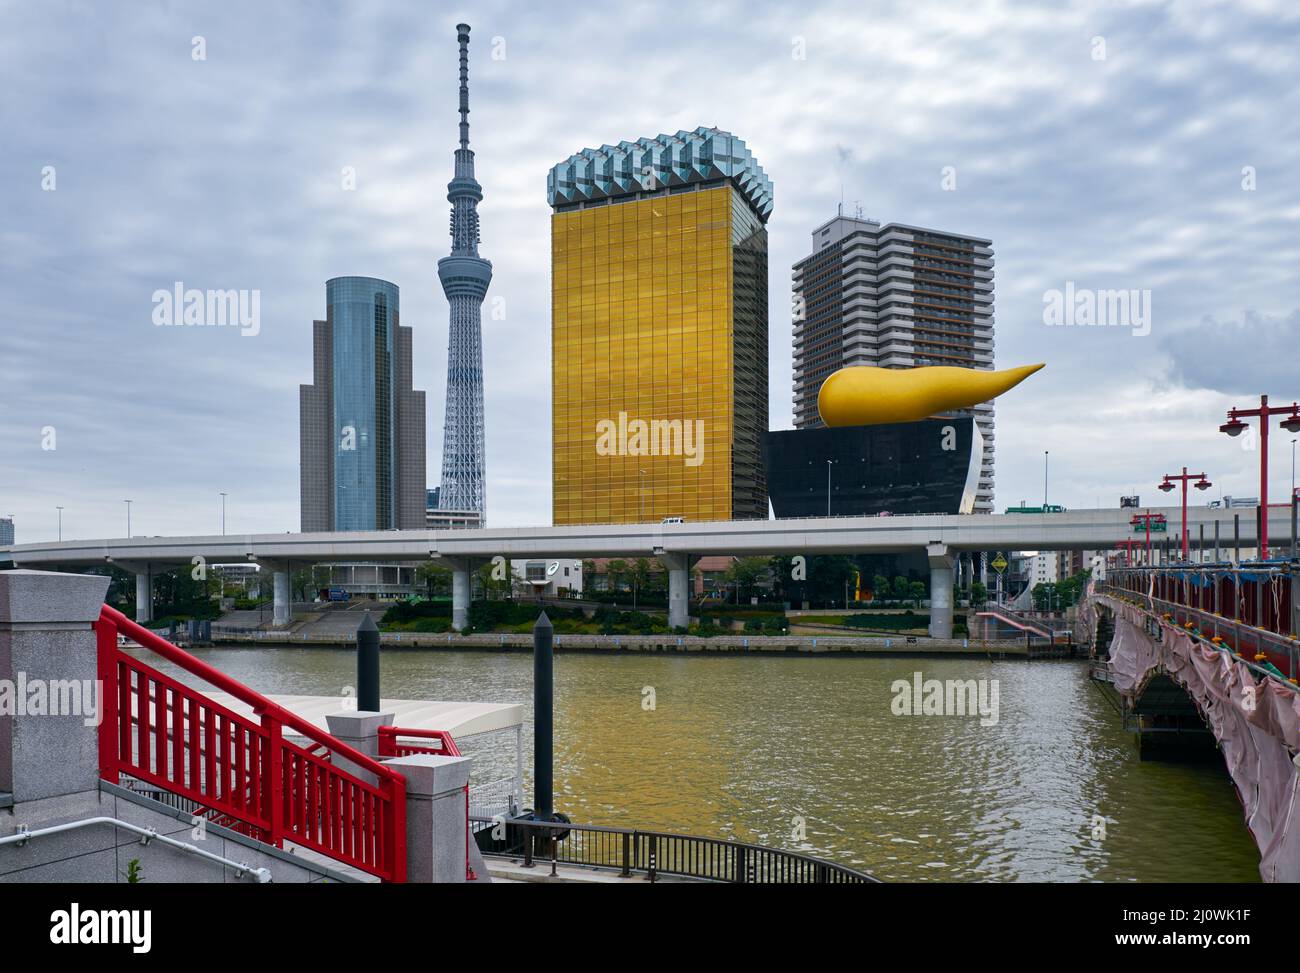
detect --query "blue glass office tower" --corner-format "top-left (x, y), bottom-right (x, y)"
top-left (300, 277), bottom-right (426, 531)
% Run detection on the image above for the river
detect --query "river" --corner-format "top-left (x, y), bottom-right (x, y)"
top-left (145, 645), bottom-right (1260, 882)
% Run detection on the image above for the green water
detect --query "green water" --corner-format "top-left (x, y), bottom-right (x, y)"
top-left (150, 646), bottom-right (1260, 882)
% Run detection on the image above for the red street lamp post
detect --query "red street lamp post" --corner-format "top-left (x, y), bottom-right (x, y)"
top-left (1157, 467), bottom-right (1211, 561)
top-left (1220, 395), bottom-right (1300, 561)
top-left (1113, 538), bottom-right (1142, 567)
top-left (1131, 511), bottom-right (1165, 565)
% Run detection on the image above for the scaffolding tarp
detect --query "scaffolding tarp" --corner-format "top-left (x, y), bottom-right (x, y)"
top-left (1097, 594), bottom-right (1300, 882)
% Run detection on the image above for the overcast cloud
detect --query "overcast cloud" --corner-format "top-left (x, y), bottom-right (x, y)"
top-left (1, 0), bottom-right (1298, 542)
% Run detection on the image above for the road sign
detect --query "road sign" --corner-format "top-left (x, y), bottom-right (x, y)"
top-left (991, 554), bottom-right (1008, 573)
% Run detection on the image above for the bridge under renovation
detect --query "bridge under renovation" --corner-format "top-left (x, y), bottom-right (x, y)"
top-left (1084, 562), bottom-right (1300, 882)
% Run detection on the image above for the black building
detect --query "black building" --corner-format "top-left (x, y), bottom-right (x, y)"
top-left (762, 417), bottom-right (980, 519)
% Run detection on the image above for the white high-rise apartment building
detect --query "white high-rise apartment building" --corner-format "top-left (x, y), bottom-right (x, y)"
top-left (792, 212), bottom-right (996, 512)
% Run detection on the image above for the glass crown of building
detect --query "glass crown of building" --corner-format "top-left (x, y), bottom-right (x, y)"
top-left (547, 126), bottom-right (773, 222)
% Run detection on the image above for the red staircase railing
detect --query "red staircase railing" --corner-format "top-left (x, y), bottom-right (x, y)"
top-left (95, 605), bottom-right (407, 882)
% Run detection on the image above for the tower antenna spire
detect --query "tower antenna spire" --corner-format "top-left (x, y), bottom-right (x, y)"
top-left (457, 22), bottom-right (470, 150)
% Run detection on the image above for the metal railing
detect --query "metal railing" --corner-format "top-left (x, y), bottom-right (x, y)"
top-left (1101, 564), bottom-right (1298, 679)
top-left (468, 777), bottom-right (520, 820)
top-left (95, 605), bottom-right (407, 882)
top-left (471, 815), bottom-right (877, 883)
top-left (1095, 582), bottom-right (1300, 688)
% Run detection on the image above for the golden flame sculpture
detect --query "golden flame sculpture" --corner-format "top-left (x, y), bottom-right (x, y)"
top-left (817, 363), bottom-right (1045, 427)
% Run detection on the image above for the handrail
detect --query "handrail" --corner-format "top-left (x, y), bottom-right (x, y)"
top-left (976, 607), bottom-right (1061, 638)
top-left (104, 605), bottom-right (400, 784)
top-left (471, 814), bottom-right (878, 883)
top-left (98, 604), bottom-right (407, 881)
top-left (378, 726), bottom-right (460, 758)
top-left (0, 816), bottom-right (275, 882)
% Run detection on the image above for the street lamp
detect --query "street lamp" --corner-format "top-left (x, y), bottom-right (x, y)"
top-left (1043, 451), bottom-right (1049, 508)
top-left (220, 492), bottom-right (228, 535)
top-left (56, 506), bottom-right (63, 542)
top-left (1219, 395), bottom-right (1300, 560)
top-left (638, 470), bottom-right (647, 523)
top-left (1114, 538), bottom-right (1141, 567)
top-left (1131, 510), bottom-right (1163, 566)
top-left (1158, 467), bottom-right (1211, 561)
top-left (124, 500), bottom-right (133, 539)
top-left (826, 460), bottom-right (834, 517)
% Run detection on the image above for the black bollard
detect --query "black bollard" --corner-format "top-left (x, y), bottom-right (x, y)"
top-left (357, 611), bottom-right (380, 712)
top-left (534, 611), bottom-right (553, 820)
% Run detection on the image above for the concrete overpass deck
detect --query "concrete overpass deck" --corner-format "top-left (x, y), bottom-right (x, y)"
top-left (1, 505), bottom-right (1290, 637)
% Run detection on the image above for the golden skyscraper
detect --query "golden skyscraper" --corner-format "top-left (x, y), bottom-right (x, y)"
top-left (548, 128), bottom-right (772, 525)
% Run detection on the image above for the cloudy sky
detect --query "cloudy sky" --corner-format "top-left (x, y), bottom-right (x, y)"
top-left (1, 0), bottom-right (1298, 542)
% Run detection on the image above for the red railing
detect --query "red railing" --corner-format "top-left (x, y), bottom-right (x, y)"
top-left (95, 605), bottom-right (406, 882)
top-left (377, 726), bottom-right (461, 759)
top-left (1105, 565), bottom-right (1297, 678)
top-left (378, 726), bottom-right (473, 880)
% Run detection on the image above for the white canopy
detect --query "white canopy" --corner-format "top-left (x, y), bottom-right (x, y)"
top-left (201, 692), bottom-right (524, 740)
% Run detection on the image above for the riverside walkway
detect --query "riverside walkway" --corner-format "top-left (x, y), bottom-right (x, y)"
top-left (207, 628), bottom-right (1029, 656)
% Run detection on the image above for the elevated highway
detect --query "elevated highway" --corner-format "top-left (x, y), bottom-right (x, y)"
top-left (1, 505), bottom-right (1290, 635)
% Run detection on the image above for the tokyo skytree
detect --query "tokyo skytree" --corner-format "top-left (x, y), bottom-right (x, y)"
top-left (436, 23), bottom-right (491, 521)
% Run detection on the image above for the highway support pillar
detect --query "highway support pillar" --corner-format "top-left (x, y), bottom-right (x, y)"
top-left (135, 570), bottom-right (153, 624)
top-left (273, 567), bottom-right (291, 627)
top-left (254, 559), bottom-right (292, 628)
top-left (445, 557), bottom-right (478, 632)
top-left (114, 560), bottom-right (157, 625)
top-left (927, 543), bottom-right (955, 640)
top-left (660, 553), bottom-right (693, 630)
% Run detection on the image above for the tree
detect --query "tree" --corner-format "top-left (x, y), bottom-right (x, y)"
top-left (631, 557), bottom-right (652, 608)
top-left (970, 581), bottom-right (988, 608)
top-left (1032, 582), bottom-right (1060, 612)
top-left (907, 581), bottom-right (927, 608)
top-left (290, 565), bottom-right (330, 603)
top-left (872, 575), bottom-right (891, 603)
top-left (416, 560), bottom-right (452, 598)
top-left (726, 556), bottom-right (771, 602)
top-left (152, 567), bottom-right (219, 620)
top-left (475, 558), bottom-right (512, 600)
top-left (606, 559), bottom-right (629, 593)
top-left (892, 576), bottom-right (911, 601)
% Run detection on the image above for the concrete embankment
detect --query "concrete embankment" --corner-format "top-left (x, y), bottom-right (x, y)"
top-left (210, 629), bottom-right (1027, 656)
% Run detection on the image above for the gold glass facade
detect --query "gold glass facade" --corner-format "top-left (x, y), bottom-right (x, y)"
top-left (553, 185), bottom-right (765, 525)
